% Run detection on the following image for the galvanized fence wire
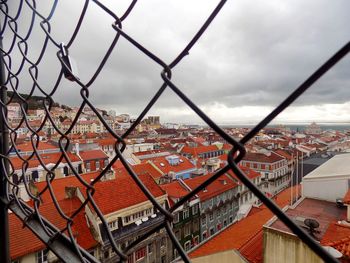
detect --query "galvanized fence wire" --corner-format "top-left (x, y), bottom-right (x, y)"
top-left (0, 0), bottom-right (349, 262)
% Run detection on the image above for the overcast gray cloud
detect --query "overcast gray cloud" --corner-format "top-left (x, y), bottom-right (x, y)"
top-left (4, 0), bottom-right (350, 124)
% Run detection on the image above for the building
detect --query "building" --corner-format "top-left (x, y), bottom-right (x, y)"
top-left (188, 186), bottom-right (301, 263)
top-left (147, 154), bottom-right (197, 181)
top-left (31, 172), bottom-right (172, 263)
top-left (79, 149), bottom-right (109, 173)
top-left (240, 152), bottom-right (289, 196)
top-left (302, 153), bottom-right (350, 202)
top-left (183, 174), bottom-right (240, 242)
top-left (305, 122), bottom-right (322, 135)
top-left (161, 180), bottom-right (200, 258)
top-left (180, 145), bottom-right (225, 167)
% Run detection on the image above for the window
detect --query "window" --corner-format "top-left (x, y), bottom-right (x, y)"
top-left (135, 247), bottom-right (146, 261)
top-left (183, 208), bottom-right (189, 219)
top-left (96, 161), bottom-right (100, 169)
top-left (193, 219), bottom-right (199, 232)
top-left (184, 223), bottom-right (191, 237)
top-left (104, 159), bottom-right (109, 167)
top-left (37, 249), bottom-right (48, 263)
top-left (174, 212), bottom-right (179, 223)
top-left (86, 162), bottom-right (91, 171)
top-left (193, 235), bottom-right (199, 246)
top-left (108, 220), bottom-right (117, 230)
top-left (201, 215), bottom-right (206, 226)
top-left (209, 213), bottom-right (213, 221)
top-left (104, 250), bottom-right (110, 259)
top-left (210, 227), bottom-right (215, 236)
top-left (192, 204), bottom-right (198, 215)
top-left (202, 231), bottom-right (208, 240)
top-left (124, 215), bottom-right (131, 224)
top-left (184, 241), bottom-right (191, 251)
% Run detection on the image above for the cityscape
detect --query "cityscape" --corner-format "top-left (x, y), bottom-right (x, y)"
top-left (1, 1), bottom-right (350, 263)
top-left (6, 100), bottom-right (350, 262)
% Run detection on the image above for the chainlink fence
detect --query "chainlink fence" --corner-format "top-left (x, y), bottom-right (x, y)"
top-left (0, 0), bottom-right (349, 263)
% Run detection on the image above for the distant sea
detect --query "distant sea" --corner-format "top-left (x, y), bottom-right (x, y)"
top-left (220, 123), bottom-right (350, 132)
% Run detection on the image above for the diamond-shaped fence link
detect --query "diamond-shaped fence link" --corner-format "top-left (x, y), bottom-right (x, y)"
top-left (0, 1), bottom-right (349, 263)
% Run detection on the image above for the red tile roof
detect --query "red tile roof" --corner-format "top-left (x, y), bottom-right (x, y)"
top-left (181, 145), bottom-right (220, 156)
top-left (239, 230), bottom-right (263, 263)
top-left (10, 152), bottom-right (81, 170)
top-left (226, 165), bottom-right (261, 181)
top-left (16, 141), bottom-right (58, 152)
top-left (243, 152), bottom-right (285, 163)
top-left (322, 222), bottom-right (350, 245)
top-left (79, 149), bottom-right (108, 161)
top-left (9, 198), bottom-right (96, 260)
top-left (183, 174), bottom-right (238, 201)
top-left (161, 181), bottom-right (189, 199)
top-left (131, 162), bottom-right (164, 180)
top-left (148, 155), bottom-right (195, 175)
top-left (322, 222), bottom-right (350, 259)
top-left (94, 138), bottom-right (116, 146)
top-left (84, 173), bottom-right (166, 215)
top-left (35, 171), bottom-right (101, 203)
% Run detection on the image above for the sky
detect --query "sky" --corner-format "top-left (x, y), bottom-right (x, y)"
top-left (3, 0), bottom-right (350, 125)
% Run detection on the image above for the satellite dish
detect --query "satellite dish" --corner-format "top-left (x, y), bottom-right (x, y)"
top-left (304, 218), bottom-right (320, 237)
top-left (322, 246), bottom-right (343, 258)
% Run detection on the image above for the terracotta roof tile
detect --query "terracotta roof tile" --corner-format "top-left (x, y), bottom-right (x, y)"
top-left (35, 171), bottom-right (101, 203)
top-left (16, 141), bottom-right (58, 152)
top-left (243, 152), bottom-right (285, 163)
top-left (10, 152), bottom-right (81, 170)
top-left (148, 155), bottom-right (195, 175)
top-left (84, 173), bottom-right (166, 215)
top-left (161, 181), bottom-right (190, 199)
top-left (183, 173), bottom-right (238, 201)
top-left (239, 230), bottom-right (263, 263)
top-left (9, 198), bottom-right (96, 260)
top-left (79, 149), bottom-right (108, 161)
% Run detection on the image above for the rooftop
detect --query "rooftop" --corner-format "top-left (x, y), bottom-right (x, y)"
top-left (189, 185), bottom-right (301, 259)
top-left (268, 198), bottom-right (347, 241)
top-left (303, 153), bottom-right (350, 180)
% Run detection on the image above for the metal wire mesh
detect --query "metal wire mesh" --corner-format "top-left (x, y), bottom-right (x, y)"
top-left (0, 1), bottom-right (349, 263)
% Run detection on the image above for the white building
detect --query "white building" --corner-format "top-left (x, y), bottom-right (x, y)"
top-left (302, 153), bottom-right (350, 202)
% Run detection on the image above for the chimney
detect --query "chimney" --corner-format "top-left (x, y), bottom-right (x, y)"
top-left (75, 142), bottom-right (80, 156)
top-left (219, 179), bottom-right (227, 185)
top-left (65, 186), bottom-right (77, 199)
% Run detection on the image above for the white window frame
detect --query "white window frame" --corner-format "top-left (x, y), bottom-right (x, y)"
top-left (108, 220), bottom-right (117, 230)
top-left (192, 204), bottom-right (198, 215)
top-left (174, 212), bottom-right (179, 223)
top-left (183, 208), bottom-right (189, 219)
top-left (184, 241), bottom-right (191, 251)
top-left (36, 249), bottom-right (48, 263)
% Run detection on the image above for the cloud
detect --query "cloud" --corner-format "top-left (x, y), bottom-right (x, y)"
top-left (4, 0), bottom-right (350, 123)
